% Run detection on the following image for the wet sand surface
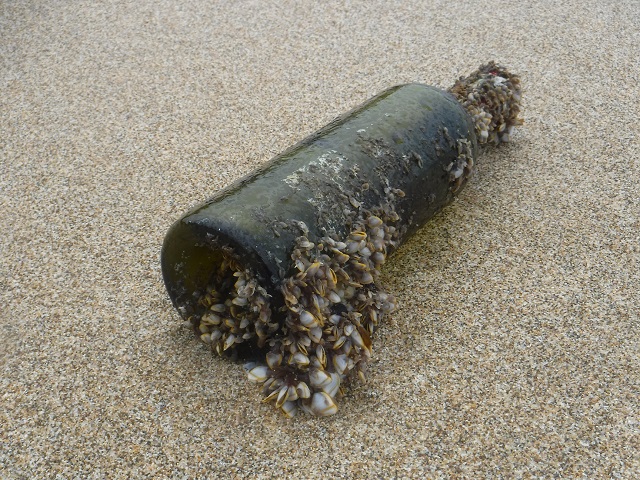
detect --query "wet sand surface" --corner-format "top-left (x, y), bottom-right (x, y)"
top-left (2, 1), bottom-right (638, 477)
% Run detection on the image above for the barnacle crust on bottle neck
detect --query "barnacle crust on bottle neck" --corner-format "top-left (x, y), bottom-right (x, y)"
top-left (449, 61), bottom-right (522, 145)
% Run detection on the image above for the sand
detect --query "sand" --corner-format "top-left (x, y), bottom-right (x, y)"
top-left (1, 0), bottom-right (638, 477)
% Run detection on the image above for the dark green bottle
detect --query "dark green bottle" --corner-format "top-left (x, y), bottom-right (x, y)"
top-left (161, 63), bottom-right (522, 416)
top-left (162, 84), bottom-right (476, 318)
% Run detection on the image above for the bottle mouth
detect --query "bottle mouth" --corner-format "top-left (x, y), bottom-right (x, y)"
top-left (161, 223), bottom-right (277, 357)
top-left (189, 244), bottom-right (277, 357)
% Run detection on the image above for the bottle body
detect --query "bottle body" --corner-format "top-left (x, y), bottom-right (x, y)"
top-left (161, 84), bottom-right (477, 322)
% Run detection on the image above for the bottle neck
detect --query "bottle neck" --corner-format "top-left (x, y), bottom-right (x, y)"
top-left (449, 61), bottom-right (523, 145)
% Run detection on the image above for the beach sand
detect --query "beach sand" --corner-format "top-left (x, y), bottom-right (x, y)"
top-left (1, 1), bottom-right (638, 477)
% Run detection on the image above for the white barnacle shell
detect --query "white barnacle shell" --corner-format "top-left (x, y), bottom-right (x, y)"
top-left (371, 226), bottom-right (385, 239)
top-left (332, 354), bottom-right (348, 375)
top-left (315, 345), bottom-right (327, 369)
top-left (327, 290), bottom-right (341, 304)
top-left (371, 252), bottom-right (385, 265)
top-left (275, 385), bottom-right (290, 408)
top-left (266, 351), bottom-right (283, 369)
top-left (350, 231), bottom-right (367, 241)
top-left (367, 215), bottom-right (383, 228)
top-left (247, 365), bottom-right (271, 383)
top-left (346, 241), bottom-right (360, 254)
top-left (299, 310), bottom-right (319, 328)
top-left (332, 335), bottom-right (347, 350)
top-left (296, 381), bottom-right (311, 399)
top-left (350, 328), bottom-right (370, 354)
top-left (360, 272), bottom-right (374, 284)
top-left (310, 392), bottom-right (338, 416)
top-left (281, 401), bottom-right (298, 418)
top-left (286, 385), bottom-right (299, 402)
top-left (308, 326), bottom-right (323, 344)
top-left (263, 387), bottom-right (281, 404)
top-left (306, 262), bottom-right (321, 277)
top-left (223, 333), bottom-right (236, 351)
top-left (232, 296), bottom-right (248, 306)
top-left (297, 236), bottom-right (314, 249)
top-left (201, 313), bottom-right (221, 325)
top-left (309, 369), bottom-right (332, 388)
top-left (292, 352), bottom-right (310, 368)
top-left (210, 330), bottom-right (223, 343)
top-left (322, 372), bottom-right (341, 398)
